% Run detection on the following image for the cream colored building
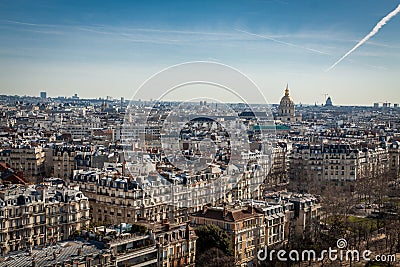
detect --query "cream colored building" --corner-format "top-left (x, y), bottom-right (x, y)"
top-left (190, 205), bottom-right (267, 267)
top-left (52, 147), bottom-right (77, 180)
top-left (71, 169), bottom-right (225, 225)
top-left (0, 145), bottom-right (46, 183)
top-left (0, 184), bottom-right (90, 255)
top-left (289, 143), bottom-right (393, 192)
top-left (51, 145), bottom-right (93, 180)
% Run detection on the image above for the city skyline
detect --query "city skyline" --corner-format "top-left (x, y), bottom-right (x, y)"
top-left (5, 91), bottom-right (399, 108)
top-left (1, 0), bottom-right (400, 105)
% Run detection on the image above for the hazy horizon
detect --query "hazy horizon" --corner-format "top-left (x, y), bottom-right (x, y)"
top-left (1, 0), bottom-right (400, 106)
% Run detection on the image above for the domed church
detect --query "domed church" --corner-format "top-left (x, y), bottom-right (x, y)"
top-left (276, 84), bottom-right (302, 122)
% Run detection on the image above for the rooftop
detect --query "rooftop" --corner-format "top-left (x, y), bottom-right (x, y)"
top-left (0, 241), bottom-right (101, 267)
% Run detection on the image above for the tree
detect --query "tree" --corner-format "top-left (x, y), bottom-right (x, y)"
top-left (196, 247), bottom-right (235, 267)
top-left (130, 224), bottom-right (148, 234)
top-left (195, 224), bottom-right (233, 256)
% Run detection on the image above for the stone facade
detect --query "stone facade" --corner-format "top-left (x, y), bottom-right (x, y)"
top-left (0, 183), bottom-right (90, 255)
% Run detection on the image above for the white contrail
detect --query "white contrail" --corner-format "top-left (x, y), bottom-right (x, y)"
top-left (326, 3), bottom-right (400, 72)
top-left (236, 29), bottom-right (330, 55)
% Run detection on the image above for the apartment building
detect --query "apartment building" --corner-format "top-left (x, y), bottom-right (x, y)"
top-left (51, 144), bottom-right (92, 180)
top-left (190, 192), bottom-right (321, 266)
top-left (263, 191), bottom-right (321, 240)
top-left (289, 143), bottom-right (395, 192)
top-left (250, 202), bottom-right (286, 247)
top-left (102, 222), bottom-right (196, 267)
top-left (0, 144), bottom-right (45, 183)
top-left (72, 169), bottom-right (172, 225)
top-left (52, 146), bottom-right (78, 180)
top-left (263, 142), bottom-right (289, 189)
top-left (388, 141), bottom-right (400, 179)
top-left (155, 223), bottom-right (197, 267)
top-left (190, 205), bottom-right (266, 267)
top-left (63, 124), bottom-right (92, 140)
top-left (0, 183), bottom-right (90, 254)
top-left (71, 168), bottom-right (231, 225)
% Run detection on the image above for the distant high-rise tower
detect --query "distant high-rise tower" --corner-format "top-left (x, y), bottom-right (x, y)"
top-left (40, 91), bottom-right (47, 99)
top-left (325, 96), bottom-right (333, 106)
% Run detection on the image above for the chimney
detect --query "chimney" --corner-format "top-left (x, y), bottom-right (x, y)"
top-left (122, 161), bottom-right (126, 176)
top-left (185, 222), bottom-right (190, 240)
top-left (247, 205), bottom-right (252, 214)
top-left (202, 205), bottom-right (208, 214)
top-left (223, 203), bottom-right (228, 218)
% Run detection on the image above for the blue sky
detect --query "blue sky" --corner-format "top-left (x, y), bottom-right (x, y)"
top-left (0, 0), bottom-right (399, 105)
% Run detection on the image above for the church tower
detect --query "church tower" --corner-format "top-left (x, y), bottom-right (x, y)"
top-left (278, 84), bottom-right (295, 117)
top-left (276, 84), bottom-right (301, 122)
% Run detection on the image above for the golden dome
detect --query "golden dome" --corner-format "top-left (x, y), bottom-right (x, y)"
top-left (280, 84), bottom-right (293, 105)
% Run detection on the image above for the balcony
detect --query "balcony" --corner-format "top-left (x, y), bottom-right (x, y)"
top-left (133, 259), bottom-right (158, 267)
top-left (22, 211), bottom-right (33, 216)
top-left (115, 245), bottom-right (157, 264)
top-left (12, 213), bottom-right (23, 218)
